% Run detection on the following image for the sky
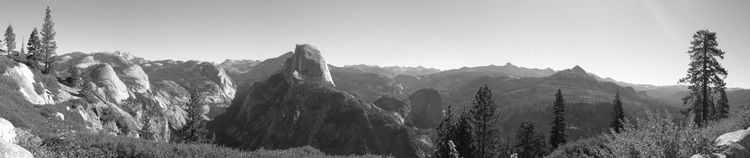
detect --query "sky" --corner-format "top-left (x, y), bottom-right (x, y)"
top-left (1, 0), bottom-right (749, 88)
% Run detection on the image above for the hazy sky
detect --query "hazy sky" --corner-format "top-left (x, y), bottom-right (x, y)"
top-left (1, 0), bottom-right (749, 88)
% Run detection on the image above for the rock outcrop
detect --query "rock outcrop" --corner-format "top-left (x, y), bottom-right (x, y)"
top-left (282, 44), bottom-right (335, 86)
top-left (1, 63), bottom-right (55, 105)
top-left (408, 88), bottom-right (444, 129)
top-left (91, 64), bottom-right (131, 103)
top-left (141, 60), bottom-right (236, 108)
top-left (0, 140), bottom-right (33, 158)
top-left (0, 118), bottom-right (33, 158)
top-left (120, 64), bottom-right (150, 94)
top-left (52, 52), bottom-right (235, 141)
top-left (0, 118), bottom-right (16, 143)
top-left (693, 127), bottom-right (750, 158)
top-left (213, 44), bottom-right (423, 158)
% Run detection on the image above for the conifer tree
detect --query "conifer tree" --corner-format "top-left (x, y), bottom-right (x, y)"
top-left (435, 105), bottom-right (456, 158)
top-left (715, 89), bottom-right (729, 120)
top-left (20, 37), bottom-right (25, 55)
top-left (549, 89), bottom-right (566, 149)
top-left (26, 28), bottom-right (43, 68)
top-left (453, 111), bottom-right (474, 157)
top-left (514, 121), bottom-right (546, 158)
top-left (610, 91), bottom-right (625, 133)
top-left (678, 30), bottom-right (728, 127)
top-left (4, 25), bottom-right (15, 55)
top-left (177, 91), bottom-right (214, 143)
top-left (469, 84), bottom-right (501, 157)
top-left (40, 6), bottom-right (57, 74)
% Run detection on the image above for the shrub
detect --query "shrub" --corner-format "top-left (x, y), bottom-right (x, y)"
top-left (40, 132), bottom-right (387, 158)
top-left (545, 136), bottom-right (609, 158)
top-left (98, 108), bottom-right (120, 124)
top-left (32, 69), bottom-right (60, 93)
top-left (547, 109), bottom-right (750, 158)
top-left (599, 111), bottom-right (714, 157)
top-left (0, 56), bottom-right (17, 74)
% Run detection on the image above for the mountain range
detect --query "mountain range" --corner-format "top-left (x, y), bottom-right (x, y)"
top-left (0, 44), bottom-right (748, 158)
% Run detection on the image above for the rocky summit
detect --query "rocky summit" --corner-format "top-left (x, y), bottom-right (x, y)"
top-left (212, 44), bottom-right (424, 158)
top-left (283, 44), bottom-right (336, 86)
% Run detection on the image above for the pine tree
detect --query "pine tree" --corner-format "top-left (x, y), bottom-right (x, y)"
top-left (549, 89), bottom-right (566, 149)
top-left (610, 91), bottom-right (625, 133)
top-left (20, 37), bottom-right (25, 55)
top-left (4, 25), bottom-right (15, 55)
top-left (469, 84), bottom-right (501, 157)
top-left (26, 28), bottom-right (43, 68)
top-left (453, 111), bottom-right (474, 158)
top-left (40, 6), bottom-right (57, 74)
top-left (715, 89), bottom-right (729, 120)
top-left (177, 91), bottom-right (214, 144)
top-left (514, 121), bottom-right (546, 158)
top-left (435, 105), bottom-right (456, 158)
top-left (678, 30), bottom-right (728, 127)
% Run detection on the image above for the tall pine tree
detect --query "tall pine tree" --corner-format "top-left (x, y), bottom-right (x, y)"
top-left (434, 105), bottom-right (456, 158)
top-left (40, 6), bottom-right (57, 74)
top-left (678, 30), bottom-right (728, 127)
top-left (453, 111), bottom-right (474, 157)
top-left (177, 91), bottom-right (214, 143)
top-left (26, 28), bottom-right (43, 68)
top-left (514, 121), bottom-right (546, 158)
top-left (610, 91), bottom-right (625, 133)
top-left (470, 84), bottom-right (501, 158)
top-left (4, 25), bottom-right (15, 55)
top-left (549, 89), bottom-right (566, 149)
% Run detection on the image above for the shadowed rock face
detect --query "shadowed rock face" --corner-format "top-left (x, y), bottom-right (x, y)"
top-left (408, 88), bottom-right (444, 129)
top-left (212, 44), bottom-right (423, 158)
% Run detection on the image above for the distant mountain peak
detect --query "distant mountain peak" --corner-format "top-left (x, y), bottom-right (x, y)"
top-left (551, 65), bottom-right (595, 80)
top-left (283, 44), bottom-right (335, 86)
top-left (571, 65), bottom-right (586, 74)
top-left (504, 62), bottom-right (517, 68)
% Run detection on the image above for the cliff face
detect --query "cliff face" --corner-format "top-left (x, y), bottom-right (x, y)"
top-left (212, 44), bottom-right (423, 158)
top-left (47, 52), bottom-right (237, 141)
top-left (408, 88), bottom-right (444, 129)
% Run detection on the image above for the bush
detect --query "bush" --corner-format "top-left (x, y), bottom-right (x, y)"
top-left (32, 69), bottom-right (60, 93)
top-left (546, 136), bottom-right (609, 158)
top-left (600, 111), bottom-right (714, 157)
top-left (548, 109), bottom-right (750, 158)
top-left (40, 132), bottom-right (387, 158)
top-left (98, 108), bottom-right (120, 123)
top-left (0, 56), bottom-right (17, 74)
